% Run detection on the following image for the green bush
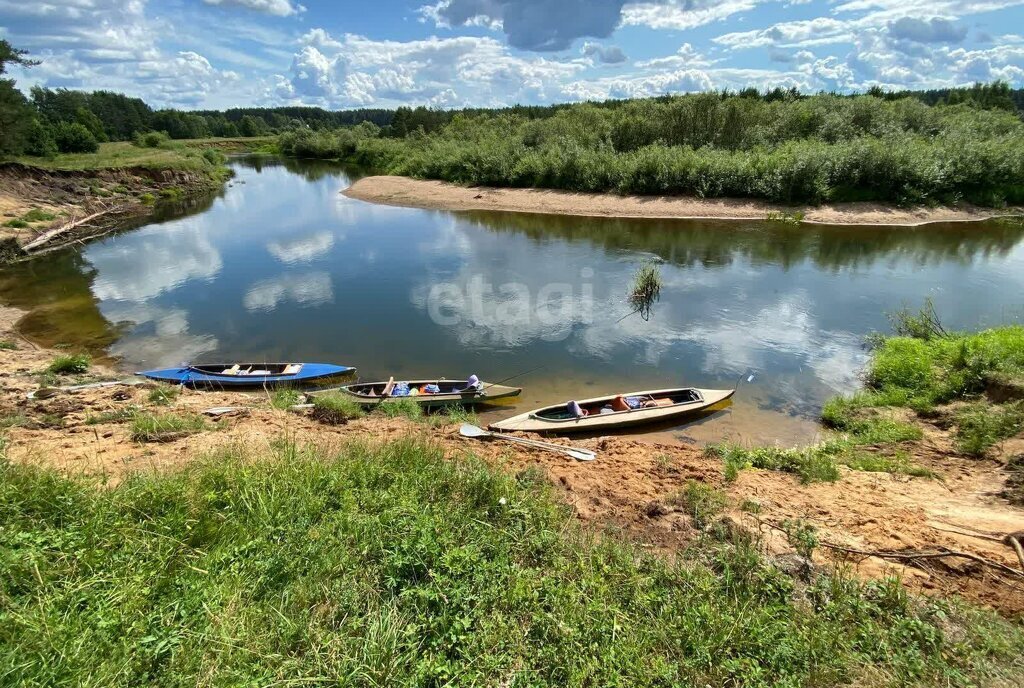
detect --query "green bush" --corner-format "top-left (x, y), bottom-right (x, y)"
top-left (954, 400), bottom-right (1024, 456)
top-left (134, 130), bottom-right (170, 148)
top-left (52, 122), bottom-right (99, 154)
top-left (46, 354), bottom-right (90, 375)
top-left (269, 388), bottom-right (302, 410)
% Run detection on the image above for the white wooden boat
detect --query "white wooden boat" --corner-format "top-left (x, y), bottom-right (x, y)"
top-left (331, 378), bottom-right (521, 408)
top-left (489, 387), bottom-right (733, 434)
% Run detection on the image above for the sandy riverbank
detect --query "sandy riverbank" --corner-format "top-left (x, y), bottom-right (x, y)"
top-left (344, 175), bottom-right (1023, 227)
top-left (2, 304), bottom-right (1023, 614)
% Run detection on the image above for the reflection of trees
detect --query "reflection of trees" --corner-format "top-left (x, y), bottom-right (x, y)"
top-left (0, 189), bottom-right (226, 357)
top-left (231, 154), bottom-right (366, 183)
top-left (0, 250), bottom-right (121, 354)
top-left (459, 211), bottom-right (1024, 271)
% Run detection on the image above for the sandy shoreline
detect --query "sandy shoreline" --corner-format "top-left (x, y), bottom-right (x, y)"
top-left (343, 175), bottom-right (1023, 227)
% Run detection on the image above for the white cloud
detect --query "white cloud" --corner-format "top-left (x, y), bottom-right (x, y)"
top-left (201, 0), bottom-right (305, 17)
top-left (243, 272), bottom-right (334, 311)
top-left (623, 0), bottom-right (762, 31)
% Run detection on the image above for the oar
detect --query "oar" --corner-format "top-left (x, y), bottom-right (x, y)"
top-left (459, 423), bottom-right (596, 461)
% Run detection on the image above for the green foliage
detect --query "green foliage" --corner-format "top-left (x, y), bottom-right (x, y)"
top-left (375, 397), bottom-right (424, 420)
top-left (133, 130), bottom-right (170, 148)
top-left (887, 298), bottom-right (949, 341)
top-left (52, 121), bottom-right (99, 153)
top-left (23, 118), bottom-right (57, 157)
top-left (953, 400), bottom-right (1024, 456)
top-left (4, 438), bottom-right (1020, 685)
top-left (865, 325), bottom-right (1024, 408)
top-left (765, 210), bottom-right (805, 224)
top-left (130, 412), bottom-right (207, 442)
top-left (821, 397), bottom-right (922, 444)
top-left (0, 340), bottom-right (17, 350)
top-left (668, 480), bottom-right (726, 529)
top-left (627, 260), bottom-right (662, 321)
top-left (423, 405), bottom-right (480, 428)
top-left (2, 219), bottom-right (27, 228)
top-left (21, 208), bottom-right (55, 222)
top-left (201, 147), bottom-right (225, 165)
top-left (147, 384), bottom-right (180, 406)
top-left (46, 353), bottom-right (90, 375)
top-left (269, 388), bottom-right (302, 410)
top-left (311, 392), bottom-right (365, 424)
top-left (842, 450), bottom-right (937, 478)
top-left (138, 193), bottom-right (155, 205)
top-left (283, 91), bottom-right (1024, 207)
top-left (782, 518), bottom-right (819, 559)
top-left (709, 442), bottom-right (842, 484)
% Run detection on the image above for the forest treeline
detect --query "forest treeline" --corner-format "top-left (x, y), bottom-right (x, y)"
top-left (4, 37), bottom-right (1024, 206)
top-left (281, 85), bottom-right (1024, 207)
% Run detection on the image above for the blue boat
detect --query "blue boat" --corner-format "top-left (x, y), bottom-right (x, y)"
top-left (137, 362), bottom-right (355, 389)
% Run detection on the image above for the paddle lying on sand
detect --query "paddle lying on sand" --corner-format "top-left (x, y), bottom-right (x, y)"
top-left (459, 423), bottom-right (597, 461)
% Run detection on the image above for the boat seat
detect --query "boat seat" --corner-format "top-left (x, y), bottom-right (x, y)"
top-left (282, 364), bottom-right (302, 375)
top-left (222, 365), bottom-right (241, 375)
top-left (246, 369), bottom-right (271, 376)
top-left (381, 377), bottom-right (396, 396)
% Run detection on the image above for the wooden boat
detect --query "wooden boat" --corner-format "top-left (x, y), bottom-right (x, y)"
top-left (137, 362), bottom-right (355, 389)
top-left (489, 387), bottom-right (734, 434)
top-left (333, 378), bottom-right (522, 408)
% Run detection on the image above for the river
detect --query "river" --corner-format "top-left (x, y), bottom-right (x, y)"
top-left (3, 156), bottom-right (1023, 445)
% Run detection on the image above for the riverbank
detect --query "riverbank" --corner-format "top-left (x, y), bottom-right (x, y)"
top-left (3, 305), bottom-right (1023, 618)
top-left (344, 175), bottom-right (1023, 226)
top-left (0, 138), bottom-right (270, 262)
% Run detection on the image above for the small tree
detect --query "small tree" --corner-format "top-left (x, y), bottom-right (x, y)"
top-left (24, 119), bottom-right (57, 157)
top-left (53, 121), bottom-right (99, 153)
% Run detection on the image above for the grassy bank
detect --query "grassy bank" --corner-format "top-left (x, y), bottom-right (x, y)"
top-left (2, 437), bottom-right (1022, 686)
top-left (713, 315), bottom-right (1024, 486)
top-left (280, 93), bottom-right (1024, 206)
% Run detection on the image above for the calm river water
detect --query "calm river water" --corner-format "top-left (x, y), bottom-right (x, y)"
top-left (3, 156), bottom-right (1024, 444)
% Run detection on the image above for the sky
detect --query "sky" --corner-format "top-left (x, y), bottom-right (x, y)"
top-left (2, 0), bottom-right (1024, 111)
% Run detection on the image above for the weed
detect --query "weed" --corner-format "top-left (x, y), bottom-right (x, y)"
top-left (147, 384), bottom-right (180, 406)
top-left (423, 405), bottom-right (479, 428)
top-left (375, 397), bottom-right (423, 420)
top-left (954, 400), bottom-right (1024, 456)
top-left (158, 186), bottom-right (183, 200)
top-left (627, 260), bottom-right (662, 321)
top-left (270, 388), bottom-right (302, 410)
top-left (46, 354), bottom-right (90, 375)
top-left (3, 219), bottom-right (28, 228)
top-left (887, 297), bottom-right (948, 341)
top-left (765, 210), bottom-right (805, 224)
top-left (0, 413), bottom-right (28, 429)
top-left (1003, 454), bottom-right (1024, 505)
top-left (709, 442), bottom-right (841, 484)
top-left (311, 393), bottom-right (364, 424)
top-left (740, 499), bottom-right (762, 514)
top-left (668, 480), bottom-right (726, 529)
top-left (782, 518), bottom-right (819, 559)
top-left (130, 412), bottom-right (207, 442)
top-left (138, 192), bottom-right (155, 204)
top-left (0, 340), bottom-right (17, 350)
top-left (841, 450), bottom-right (937, 478)
top-left (20, 208), bottom-right (56, 222)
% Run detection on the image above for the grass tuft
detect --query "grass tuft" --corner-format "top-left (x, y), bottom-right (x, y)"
top-left (710, 442), bottom-right (841, 484)
top-left (147, 384), bottom-right (180, 406)
top-left (954, 400), bottom-right (1024, 456)
top-left (269, 388), bottom-right (302, 410)
top-left (46, 354), bottom-right (90, 375)
top-left (667, 480), bottom-right (726, 529)
top-left (375, 397), bottom-right (423, 420)
top-left (130, 412), bottom-right (207, 442)
top-left (311, 392), bottom-right (364, 424)
top-left (0, 340), bottom-right (18, 350)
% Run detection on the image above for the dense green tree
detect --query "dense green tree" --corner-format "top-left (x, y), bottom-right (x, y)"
top-left (0, 39), bottom-right (39, 154)
top-left (52, 121), bottom-right (99, 153)
top-left (23, 118), bottom-right (56, 157)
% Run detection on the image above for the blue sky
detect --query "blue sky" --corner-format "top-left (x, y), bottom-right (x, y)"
top-left (2, 0), bottom-right (1023, 110)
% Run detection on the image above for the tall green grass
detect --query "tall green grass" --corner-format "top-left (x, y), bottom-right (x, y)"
top-left (1, 438), bottom-right (1021, 685)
